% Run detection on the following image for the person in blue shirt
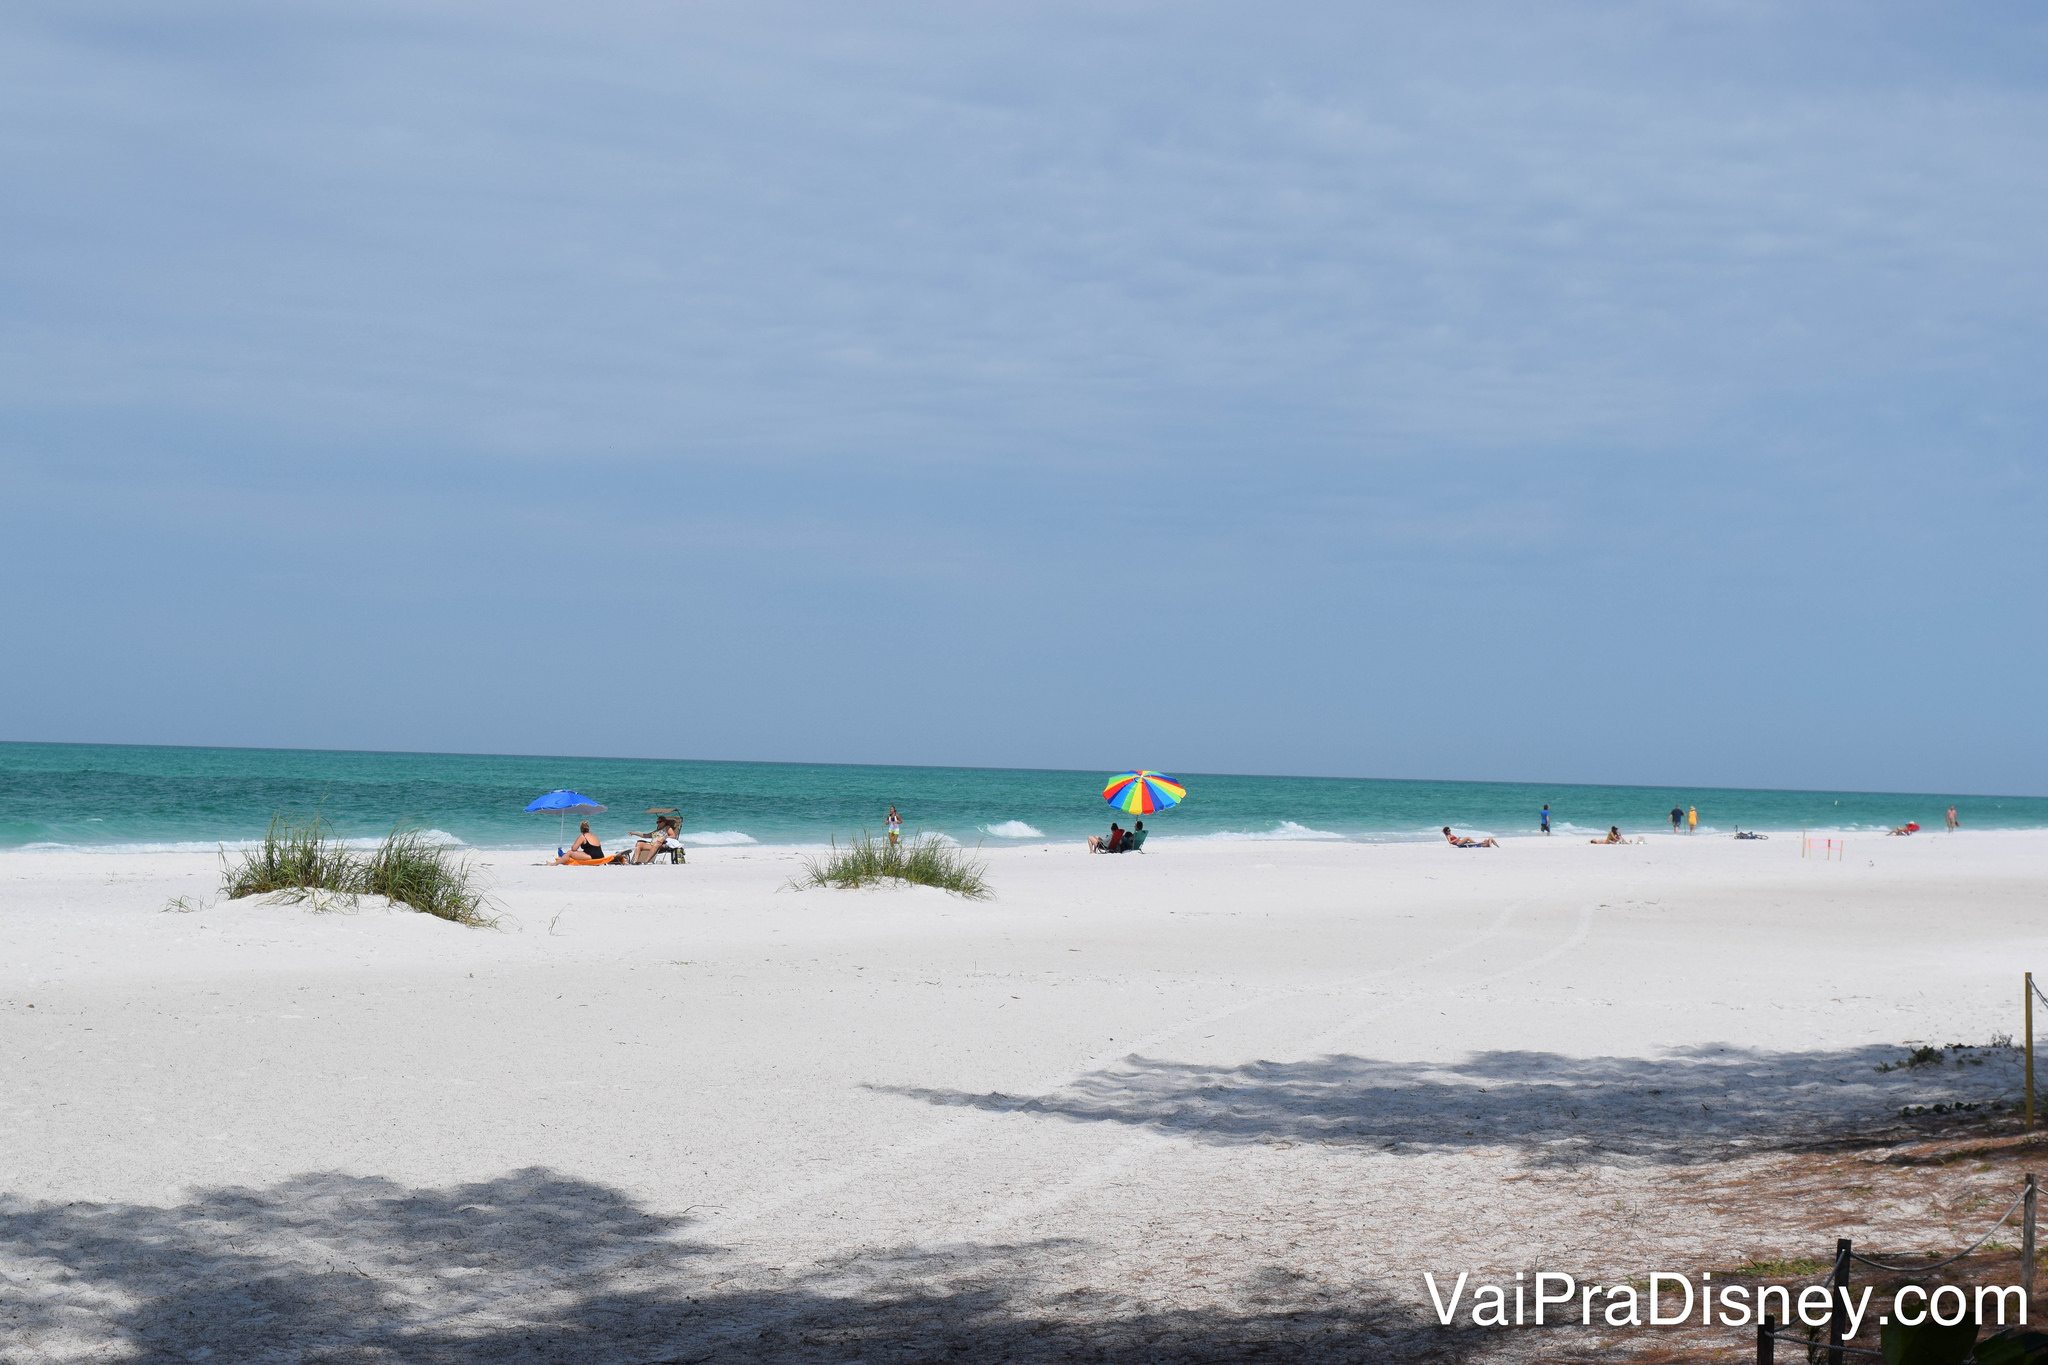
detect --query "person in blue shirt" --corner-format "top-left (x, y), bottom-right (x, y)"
top-left (1540, 805), bottom-right (1551, 834)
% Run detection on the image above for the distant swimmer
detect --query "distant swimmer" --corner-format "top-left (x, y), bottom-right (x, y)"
top-left (1540, 804), bottom-right (1551, 835)
top-left (1443, 826), bottom-right (1500, 848)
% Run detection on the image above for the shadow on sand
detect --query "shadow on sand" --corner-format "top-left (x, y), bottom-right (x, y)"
top-left (875, 1042), bottom-right (2021, 1165)
top-left (3, 1045), bottom-right (2014, 1360)
top-left (2, 1169), bottom-right (1470, 1363)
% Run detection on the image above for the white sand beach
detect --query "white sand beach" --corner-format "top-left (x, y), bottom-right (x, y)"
top-left (3, 830), bottom-right (2043, 1362)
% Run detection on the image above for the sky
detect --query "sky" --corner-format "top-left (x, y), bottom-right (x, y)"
top-left (2, 1), bottom-right (2044, 793)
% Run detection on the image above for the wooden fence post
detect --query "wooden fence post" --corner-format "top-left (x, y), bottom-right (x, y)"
top-left (1757, 1313), bottom-right (1775, 1365)
top-left (1830, 1239), bottom-right (1850, 1365)
top-left (2025, 1173), bottom-right (2037, 1306)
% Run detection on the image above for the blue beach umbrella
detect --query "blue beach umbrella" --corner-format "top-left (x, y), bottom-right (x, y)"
top-left (526, 789), bottom-right (607, 845)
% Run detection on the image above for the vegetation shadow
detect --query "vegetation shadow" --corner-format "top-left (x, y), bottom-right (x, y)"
top-left (876, 1042), bottom-right (2022, 1165)
top-left (2, 1168), bottom-right (1486, 1363)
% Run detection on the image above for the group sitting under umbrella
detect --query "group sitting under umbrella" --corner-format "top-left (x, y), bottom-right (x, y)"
top-left (1088, 771), bottom-right (1182, 854)
top-left (530, 790), bottom-right (687, 865)
top-left (1089, 820), bottom-right (1146, 854)
top-left (555, 814), bottom-right (685, 865)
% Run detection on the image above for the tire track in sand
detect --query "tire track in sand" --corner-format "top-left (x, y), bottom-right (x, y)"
top-left (957, 900), bottom-right (1597, 1238)
top-left (712, 896), bottom-right (1534, 1234)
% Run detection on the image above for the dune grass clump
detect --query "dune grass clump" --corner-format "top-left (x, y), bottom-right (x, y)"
top-left (361, 828), bottom-right (496, 927)
top-left (218, 812), bottom-right (496, 926)
top-left (792, 832), bottom-right (990, 899)
top-left (219, 811), bottom-right (359, 900)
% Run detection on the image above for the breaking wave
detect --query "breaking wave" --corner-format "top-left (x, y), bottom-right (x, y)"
top-left (982, 821), bottom-right (1045, 839)
top-left (1183, 820), bottom-right (1345, 842)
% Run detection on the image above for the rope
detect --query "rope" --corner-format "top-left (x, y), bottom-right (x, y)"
top-left (2029, 976), bottom-right (2048, 1008)
top-left (1761, 1326), bottom-right (1885, 1359)
top-left (1849, 1185), bottom-right (2028, 1272)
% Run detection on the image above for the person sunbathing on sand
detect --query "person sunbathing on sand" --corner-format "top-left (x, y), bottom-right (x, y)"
top-left (1442, 826), bottom-right (1499, 848)
top-left (1887, 821), bottom-right (1920, 836)
top-left (1591, 826), bottom-right (1625, 844)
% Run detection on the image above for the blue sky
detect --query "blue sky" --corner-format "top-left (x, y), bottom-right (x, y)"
top-left (3, 1), bottom-right (2044, 792)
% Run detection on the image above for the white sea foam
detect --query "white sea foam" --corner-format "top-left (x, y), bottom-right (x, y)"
top-left (983, 821), bottom-right (1045, 839)
top-left (341, 828), bottom-right (463, 849)
top-left (679, 830), bottom-right (757, 846)
top-left (1182, 820), bottom-right (1345, 843)
top-left (9, 829), bottom-right (469, 856)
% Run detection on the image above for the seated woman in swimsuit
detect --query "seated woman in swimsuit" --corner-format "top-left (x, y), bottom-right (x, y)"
top-left (1591, 826), bottom-right (1625, 844)
top-left (630, 815), bottom-right (682, 863)
top-left (1442, 826), bottom-right (1499, 848)
top-left (566, 821), bottom-right (605, 860)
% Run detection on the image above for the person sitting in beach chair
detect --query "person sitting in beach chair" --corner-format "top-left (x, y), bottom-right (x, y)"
top-left (1442, 826), bottom-right (1499, 848)
top-left (1089, 823), bottom-right (1125, 854)
top-left (1119, 821), bottom-right (1147, 853)
top-left (1591, 826), bottom-right (1625, 844)
top-left (1887, 821), bottom-right (1920, 836)
top-left (629, 815), bottom-right (684, 864)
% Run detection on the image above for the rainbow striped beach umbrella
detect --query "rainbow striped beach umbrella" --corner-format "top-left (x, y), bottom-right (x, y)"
top-left (1102, 771), bottom-right (1186, 815)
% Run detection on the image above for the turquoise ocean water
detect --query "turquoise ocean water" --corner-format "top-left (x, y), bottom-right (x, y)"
top-left (1, 742), bottom-right (2041, 853)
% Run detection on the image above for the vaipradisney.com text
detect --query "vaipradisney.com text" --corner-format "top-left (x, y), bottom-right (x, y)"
top-left (1425, 1273), bottom-right (2028, 1331)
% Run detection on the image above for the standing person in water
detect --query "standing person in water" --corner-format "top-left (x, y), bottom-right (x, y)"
top-left (1540, 804), bottom-right (1551, 835)
top-left (1670, 805), bottom-right (1685, 834)
top-left (1688, 805), bottom-right (1698, 834)
top-left (885, 806), bottom-right (902, 847)
top-left (1947, 805), bottom-right (1960, 831)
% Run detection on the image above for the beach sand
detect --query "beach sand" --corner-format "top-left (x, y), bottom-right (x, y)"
top-left (2, 830), bottom-right (2042, 1361)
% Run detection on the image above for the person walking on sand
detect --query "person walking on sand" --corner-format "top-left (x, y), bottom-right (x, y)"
top-left (1540, 805), bottom-right (1551, 835)
top-left (1947, 805), bottom-right (1959, 831)
top-left (1670, 805), bottom-right (1684, 834)
top-left (885, 806), bottom-right (902, 847)
top-left (1688, 805), bottom-right (1698, 834)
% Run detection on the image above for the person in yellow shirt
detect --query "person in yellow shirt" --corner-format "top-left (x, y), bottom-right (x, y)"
top-left (1688, 805), bottom-right (1698, 833)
